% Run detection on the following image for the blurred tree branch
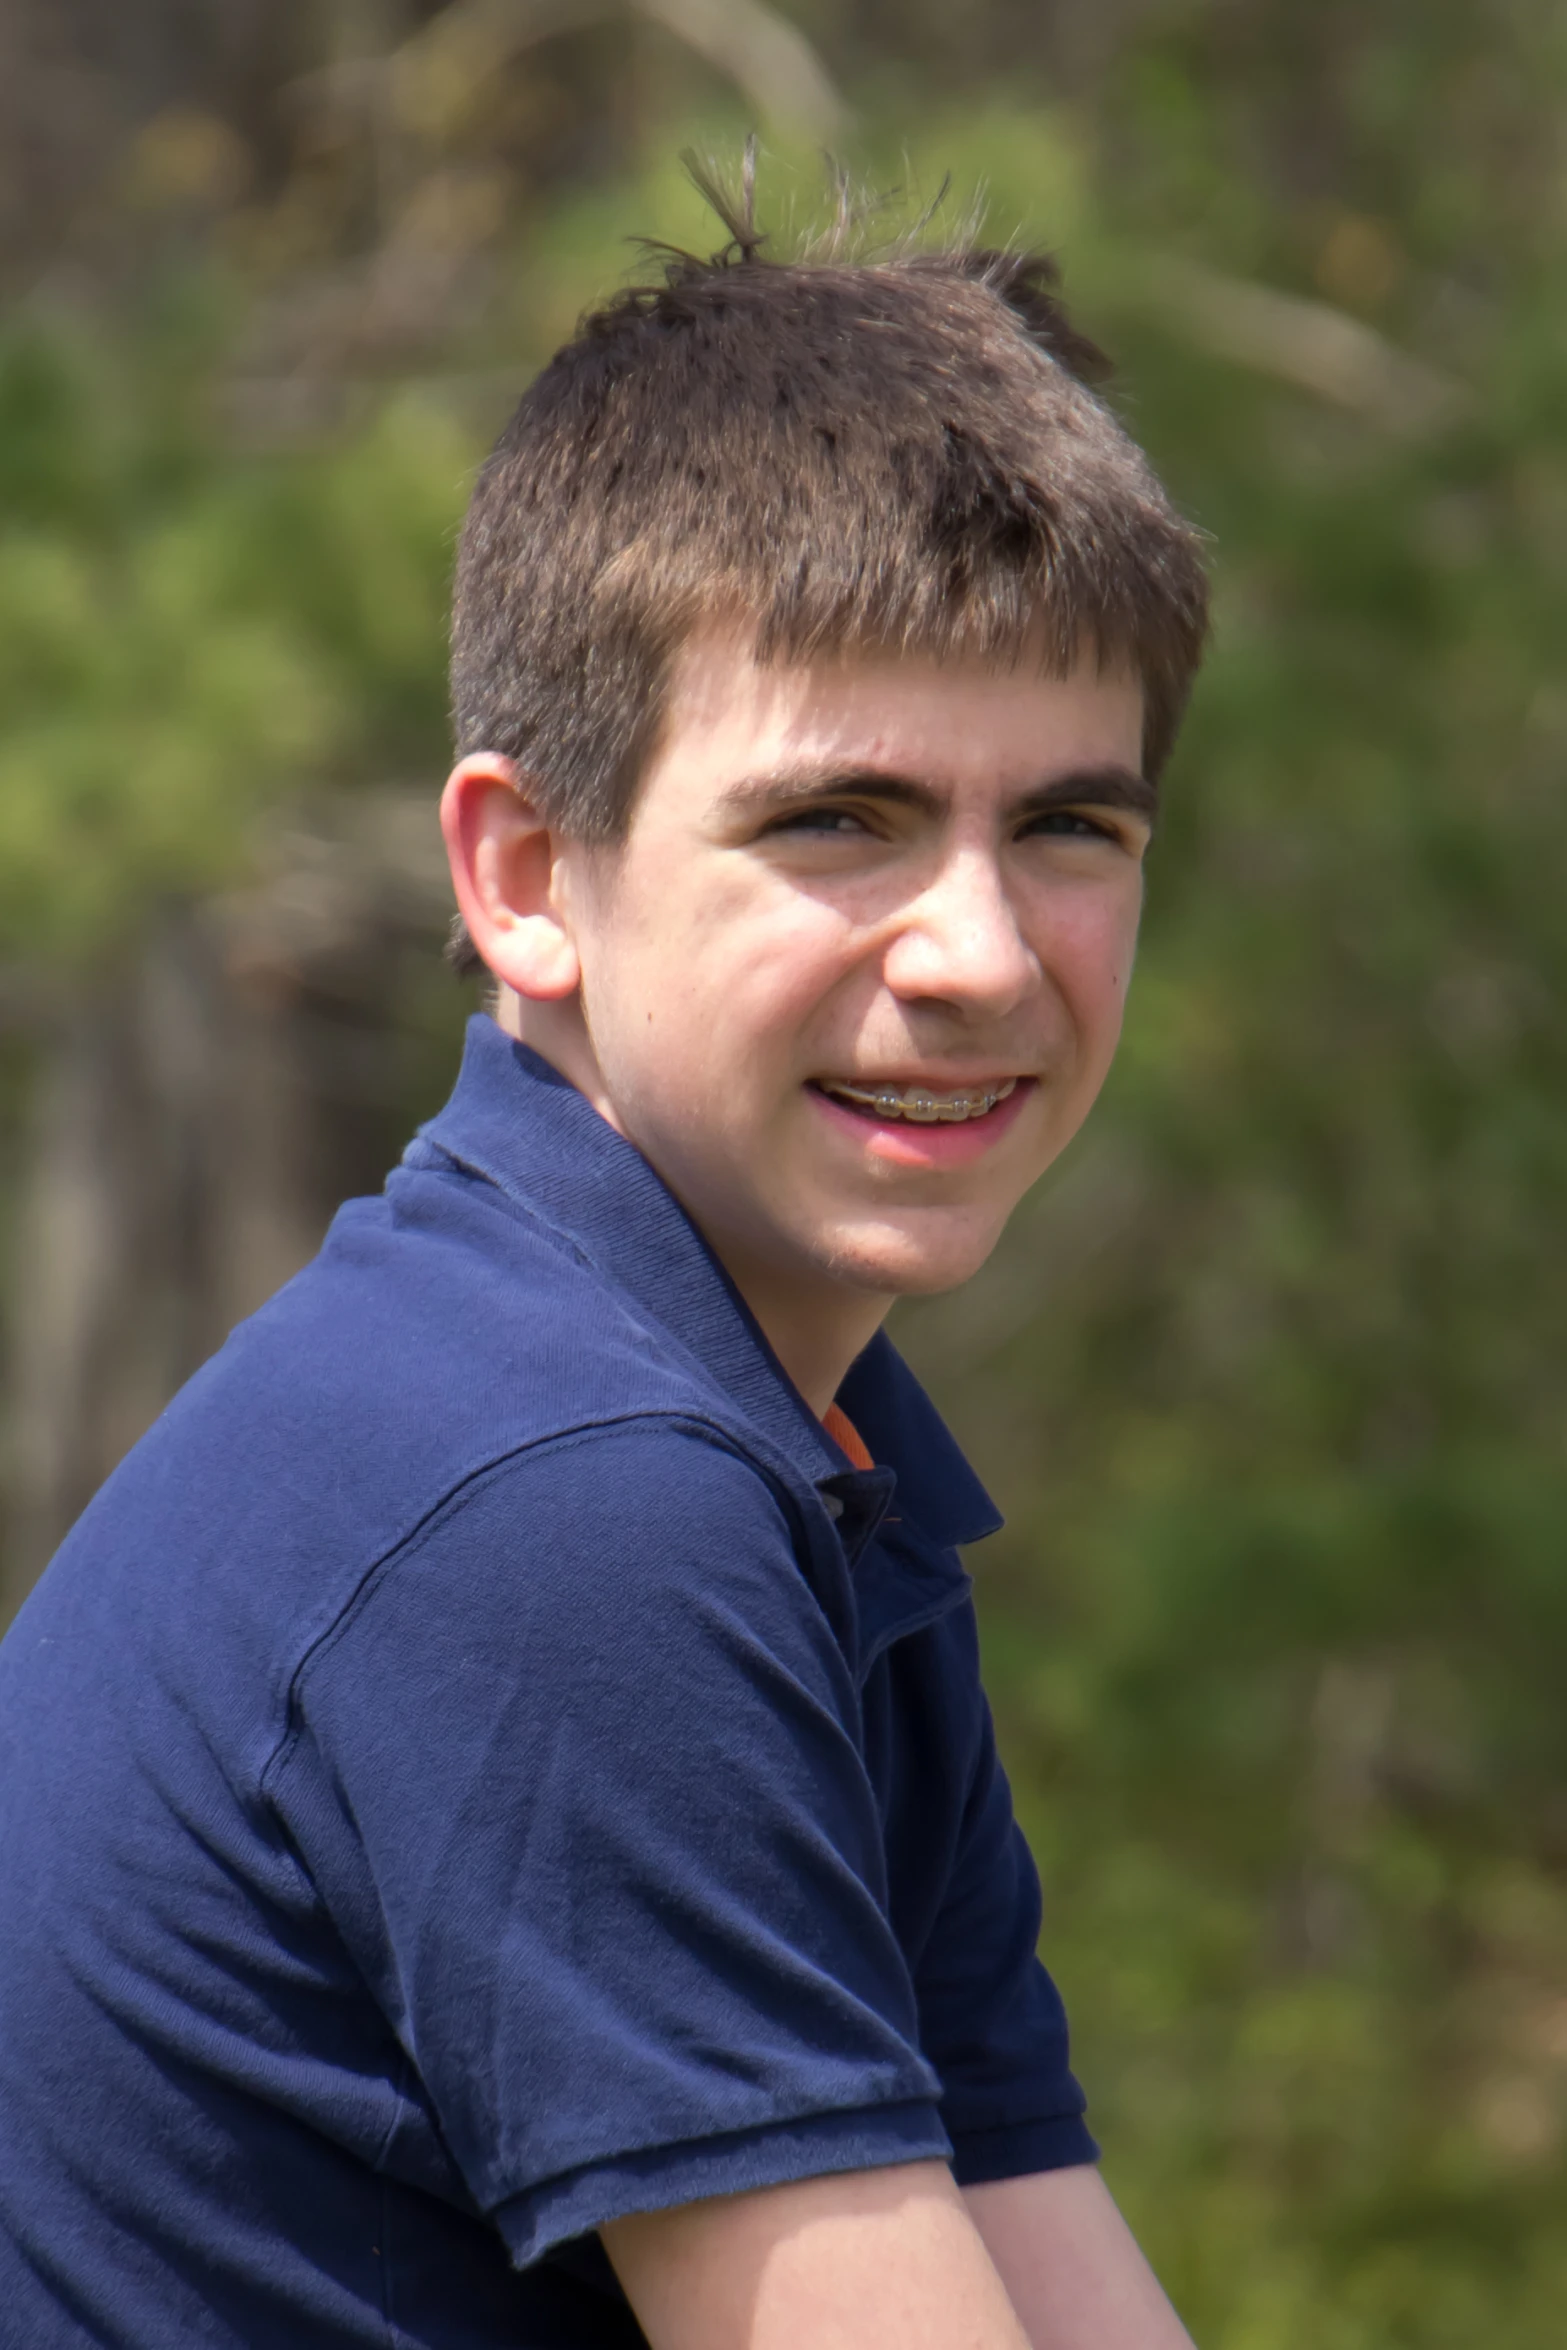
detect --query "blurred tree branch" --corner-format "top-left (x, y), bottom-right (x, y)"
top-left (1148, 257), bottom-right (1473, 437)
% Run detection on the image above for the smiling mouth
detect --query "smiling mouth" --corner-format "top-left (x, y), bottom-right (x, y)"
top-left (814, 1077), bottom-right (1020, 1125)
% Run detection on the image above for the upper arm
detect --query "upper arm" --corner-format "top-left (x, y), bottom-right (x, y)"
top-left (964, 2168), bottom-right (1195, 2350)
top-left (269, 1423), bottom-right (951, 2263)
top-left (911, 1621), bottom-right (1095, 2182)
top-left (602, 2160), bottom-right (1195, 2350)
top-left (605, 2158), bottom-right (1033, 2350)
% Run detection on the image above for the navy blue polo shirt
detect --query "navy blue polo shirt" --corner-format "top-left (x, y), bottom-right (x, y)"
top-left (0, 1016), bottom-right (1094, 2349)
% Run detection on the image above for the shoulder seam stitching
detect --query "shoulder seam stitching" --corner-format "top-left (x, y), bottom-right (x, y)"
top-left (258, 1409), bottom-right (804, 1806)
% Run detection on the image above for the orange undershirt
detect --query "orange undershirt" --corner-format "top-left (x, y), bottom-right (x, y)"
top-left (822, 1403), bottom-right (875, 1471)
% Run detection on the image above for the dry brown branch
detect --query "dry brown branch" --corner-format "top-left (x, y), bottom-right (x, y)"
top-left (636, 0), bottom-right (847, 137)
top-left (1149, 258), bottom-right (1473, 436)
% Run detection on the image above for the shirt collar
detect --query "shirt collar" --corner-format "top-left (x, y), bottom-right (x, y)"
top-left (417, 1017), bottom-right (1001, 1552)
top-left (837, 1332), bottom-right (1002, 1550)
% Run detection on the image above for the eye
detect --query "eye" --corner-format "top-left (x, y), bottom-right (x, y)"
top-left (1018, 808), bottom-right (1121, 843)
top-left (762, 804), bottom-right (875, 838)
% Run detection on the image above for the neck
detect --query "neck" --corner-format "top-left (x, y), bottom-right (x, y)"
top-left (706, 1246), bottom-right (893, 1421)
top-left (494, 991), bottom-right (891, 1418)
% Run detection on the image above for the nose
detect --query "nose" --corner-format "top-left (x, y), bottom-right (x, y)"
top-left (880, 846), bottom-right (1042, 1020)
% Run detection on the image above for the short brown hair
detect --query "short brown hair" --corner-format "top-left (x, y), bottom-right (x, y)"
top-left (449, 178), bottom-right (1208, 965)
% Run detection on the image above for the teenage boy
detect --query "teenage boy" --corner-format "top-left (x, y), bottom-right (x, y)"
top-left (0, 211), bottom-right (1208, 2350)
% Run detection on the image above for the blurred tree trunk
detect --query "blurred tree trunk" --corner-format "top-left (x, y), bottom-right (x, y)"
top-left (0, 792), bottom-right (460, 1625)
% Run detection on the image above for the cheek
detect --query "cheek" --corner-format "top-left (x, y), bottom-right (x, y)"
top-left (718, 912), bottom-right (865, 1050)
top-left (1034, 882), bottom-right (1143, 1049)
top-left (590, 870), bottom-right (862, 1091)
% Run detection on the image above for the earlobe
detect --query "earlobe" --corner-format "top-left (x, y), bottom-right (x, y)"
top-left (439, 754), bottom-right (583, 1002)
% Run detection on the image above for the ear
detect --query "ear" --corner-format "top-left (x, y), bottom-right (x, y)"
top-left (439, 753), bottom-right (582, 1002)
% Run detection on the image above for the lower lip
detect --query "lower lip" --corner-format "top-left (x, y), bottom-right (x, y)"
top-left (807, 1080), bottom-right (1034, 1168)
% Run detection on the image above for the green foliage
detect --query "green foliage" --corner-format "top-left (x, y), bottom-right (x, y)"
top-left (0, 301), bottom-right (465, 960)
top-left (3, 7), bottom-right (1565, 2338)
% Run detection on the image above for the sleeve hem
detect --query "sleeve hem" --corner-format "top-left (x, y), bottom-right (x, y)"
top-left (494, 2099), bottom-right (953, 2268)
top-left (949, 2112), bottom-right (1100, 2187)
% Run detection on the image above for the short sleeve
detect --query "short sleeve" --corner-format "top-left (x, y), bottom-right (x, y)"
top-left (914, 1660), bottom-right (1098, 2186)
top-left (267, 1421), bottom-right (951, 2265)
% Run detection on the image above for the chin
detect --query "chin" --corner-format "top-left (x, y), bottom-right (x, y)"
top-left (820, 1215), bottom-right (1007, 1300)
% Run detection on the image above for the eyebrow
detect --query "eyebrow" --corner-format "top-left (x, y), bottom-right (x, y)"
top-left (716, 762), bottom-right (1159, 828)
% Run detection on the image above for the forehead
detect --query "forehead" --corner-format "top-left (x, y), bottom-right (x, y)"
top-left (641, 623), bottom-right (1146, 813)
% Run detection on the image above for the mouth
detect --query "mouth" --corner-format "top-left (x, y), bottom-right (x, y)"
top-left (811, 1076), bottom-right (1021, 1126)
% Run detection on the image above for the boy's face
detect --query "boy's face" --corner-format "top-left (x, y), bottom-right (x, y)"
top-left (551, 625), bottom-right (1150, 1314)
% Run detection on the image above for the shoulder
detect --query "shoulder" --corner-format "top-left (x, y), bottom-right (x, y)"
top-left (240, 1162), bottom-right (713, 1464)
top-left (136, 1167), bottom-right (767, 1593)
top-left (274, 1415), bottom-right (865, 1841)
top-left (299, 1412), bottom-right (849, 1696)
top-left (24, 1171), bottom-right (814, 1755)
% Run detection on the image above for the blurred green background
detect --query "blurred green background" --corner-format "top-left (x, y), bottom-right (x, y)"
top-left (1, 3), bottom-right (1564, 2340)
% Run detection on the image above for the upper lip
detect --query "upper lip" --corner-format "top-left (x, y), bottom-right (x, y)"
top-left (811, 1071), bottom-right (1031, 1090)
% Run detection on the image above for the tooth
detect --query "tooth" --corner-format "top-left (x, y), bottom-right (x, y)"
top-left (825, 1077), bottom-right (1018, 1121)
